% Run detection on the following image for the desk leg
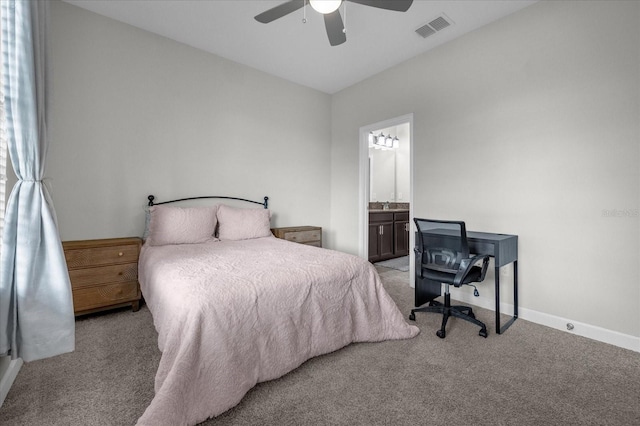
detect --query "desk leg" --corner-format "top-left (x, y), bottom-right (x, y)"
top-left (497, 260), bottom-right (518, 334)
top-left (513, 260), bottom-right (518, 318)
top-left (495, 266), bottom-right (501, 334)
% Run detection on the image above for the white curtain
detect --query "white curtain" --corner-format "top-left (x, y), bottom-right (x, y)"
top-left (0, 0), bottom-right (74, 362)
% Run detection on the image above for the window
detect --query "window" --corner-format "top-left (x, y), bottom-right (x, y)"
top-left (0, 48), bottom-right (5, 254)
top-left (0, 29), bottom-right (5, 259)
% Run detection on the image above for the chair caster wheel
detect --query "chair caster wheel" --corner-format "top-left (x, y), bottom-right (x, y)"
top-left (409, 312), bottom-right (415, 321)
top-left (479, 329), bottom-right (488, 338)
top-left (436, 330), bottom-right (446, 339)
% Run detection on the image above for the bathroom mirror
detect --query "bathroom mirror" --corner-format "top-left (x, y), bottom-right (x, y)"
top-left (368, 123), bottom-right (410, 203)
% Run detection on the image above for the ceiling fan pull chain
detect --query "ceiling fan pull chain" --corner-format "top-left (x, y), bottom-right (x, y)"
top-left (302, 0), bottom-right (307, 24)
top-left (343, 1), bottom-right (347, 34)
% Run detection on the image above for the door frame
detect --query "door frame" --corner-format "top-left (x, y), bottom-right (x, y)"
top-left (358, 113), bottom-right (415, 287)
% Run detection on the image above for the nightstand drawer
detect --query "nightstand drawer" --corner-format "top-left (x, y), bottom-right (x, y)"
top-left (72, 281), bottom-right (139, 312)
top-left (282, 229), bottom-right (321, 244)
top-left (64, 244), bottom-right (139, 267)
top-left (68, 263), bottom-right (138, 289)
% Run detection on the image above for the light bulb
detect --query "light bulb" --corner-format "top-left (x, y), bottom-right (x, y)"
top-left (309, 0), bottom-right (342, 14)
top-left (385, 135), bottom-right (393, 147)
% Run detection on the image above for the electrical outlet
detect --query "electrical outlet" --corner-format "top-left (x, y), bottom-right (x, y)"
top-left (398, 192), bottom-right (403, 200)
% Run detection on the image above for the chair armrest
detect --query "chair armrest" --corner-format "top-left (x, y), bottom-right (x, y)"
top-left (453, 254), bottom-right (491, 287)
top-left (475, 254), bottom-right (491, 281)
top-left (414, 247), bottom-right (423, 278)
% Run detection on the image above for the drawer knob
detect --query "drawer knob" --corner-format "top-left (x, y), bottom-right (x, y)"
top-left (118, 252), bottom-right (123, 256)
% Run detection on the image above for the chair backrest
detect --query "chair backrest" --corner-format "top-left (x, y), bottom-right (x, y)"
top-left (414, 218), bottom-right (470, 274)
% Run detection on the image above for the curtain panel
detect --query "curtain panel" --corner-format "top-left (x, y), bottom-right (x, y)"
top-left (0, 0), bottom-right (74, 362)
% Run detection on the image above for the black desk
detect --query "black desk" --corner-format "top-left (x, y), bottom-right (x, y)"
top-left (417, 230), bottom-right (518, 334)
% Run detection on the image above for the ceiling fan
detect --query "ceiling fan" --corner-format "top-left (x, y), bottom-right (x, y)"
top-left (255, 0), bottom-right (414, 46)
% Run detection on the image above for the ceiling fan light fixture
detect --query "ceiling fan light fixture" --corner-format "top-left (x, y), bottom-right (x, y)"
top-left (309, 0), bottom-right (342, 15)
top-left (254, 0), bottom-right (413, 46)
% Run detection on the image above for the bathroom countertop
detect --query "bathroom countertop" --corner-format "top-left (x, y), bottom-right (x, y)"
top-left (369, 209), bottom-right (409, 213)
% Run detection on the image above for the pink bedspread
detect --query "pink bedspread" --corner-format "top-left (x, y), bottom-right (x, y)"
top-left (137, 236), bottom-right (419, 425)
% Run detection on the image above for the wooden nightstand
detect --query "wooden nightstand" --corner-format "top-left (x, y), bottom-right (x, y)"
top-left (271, 226), bottom-right (322, 247)
top-left (62, 237), bottom-right (142, 316)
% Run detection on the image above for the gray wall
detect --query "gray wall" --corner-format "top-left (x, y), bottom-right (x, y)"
top-left (48, 1), bottom-right (332, 241)
top-left (330, 0), bottom-right (639, 339)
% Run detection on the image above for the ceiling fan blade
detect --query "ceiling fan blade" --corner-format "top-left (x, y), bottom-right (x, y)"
top-left (254, 0), bottom-right (305, 24)
top-left (324, 10), bottom-right (347, 46)
top-left (347, 0), bottom-right (413, 12)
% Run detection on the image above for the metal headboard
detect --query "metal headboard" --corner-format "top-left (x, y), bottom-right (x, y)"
top-left (147, 195), bottom-right (269, 209)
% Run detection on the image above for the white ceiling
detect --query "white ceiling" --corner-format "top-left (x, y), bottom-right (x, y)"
top-left (63, 0), bottom-right (537, 94)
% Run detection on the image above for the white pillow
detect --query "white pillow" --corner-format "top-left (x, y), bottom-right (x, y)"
top-left (147, 205), bottom-right (218, 246)
top-left (217, 204), bottom-right (272, 241)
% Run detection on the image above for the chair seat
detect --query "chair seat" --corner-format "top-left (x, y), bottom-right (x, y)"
top-left (423, 265), bottom-right (483, 286)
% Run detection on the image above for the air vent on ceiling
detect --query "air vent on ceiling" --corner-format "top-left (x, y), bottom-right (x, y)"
top-left (415, 14), bottom-right (453, 39)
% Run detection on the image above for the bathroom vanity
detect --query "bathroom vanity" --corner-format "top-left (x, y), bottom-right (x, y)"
top-left (368, 209), bottom-right (409, 263)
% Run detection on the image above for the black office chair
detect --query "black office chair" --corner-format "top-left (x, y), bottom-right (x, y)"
top-left (409, 218), bottom-right (490, 338)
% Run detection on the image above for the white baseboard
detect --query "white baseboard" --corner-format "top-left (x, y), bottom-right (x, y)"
top-left (0, 357), bottom-right (23, 408)
top-left (451, 290), bottom-right (640, 353)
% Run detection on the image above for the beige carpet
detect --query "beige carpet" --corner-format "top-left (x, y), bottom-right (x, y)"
top-left (1, 266), bottom-right (639, 425)
top-left (374, 256), bottom-right (410, 272)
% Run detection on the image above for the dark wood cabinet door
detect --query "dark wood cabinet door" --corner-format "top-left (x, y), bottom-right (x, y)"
top-left (368, 224), bottom-right (381, 262)
top-left (394, 221), bottom-right (409, 256)
top-left (369, 221), bottom-right (394, 262)
top-left (379, 222), bottom-right (394, 259)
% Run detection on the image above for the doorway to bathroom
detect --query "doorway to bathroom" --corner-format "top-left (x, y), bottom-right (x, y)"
top-left (358, 113), bottom-right (414, 287)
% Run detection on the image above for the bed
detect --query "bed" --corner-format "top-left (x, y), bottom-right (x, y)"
top-left (136, 195), bottom-right (419, 425)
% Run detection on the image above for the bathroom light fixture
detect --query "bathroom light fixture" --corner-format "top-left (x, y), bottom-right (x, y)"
top-left (369, 132), bottom-right (400, 150)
